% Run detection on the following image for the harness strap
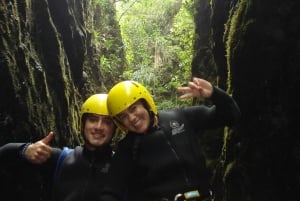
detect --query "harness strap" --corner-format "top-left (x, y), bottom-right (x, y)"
top-left (53, 147), bottom-right (73, 181)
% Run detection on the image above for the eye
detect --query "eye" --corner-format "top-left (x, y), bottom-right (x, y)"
top-left (103, 117), bottom-right (113, 125)
top-left (117, 113), bottom-right (127, 121)
top-left (129, 104), bottom-right (137, 113)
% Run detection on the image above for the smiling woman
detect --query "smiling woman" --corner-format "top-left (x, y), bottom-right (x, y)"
top-left (100, 77), bottom-right (241, 201)
top-left (116, 100), bottom-right (152, 134)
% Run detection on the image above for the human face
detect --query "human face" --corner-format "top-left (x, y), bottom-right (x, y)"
top-left (83, 114), bottom-right (115, 150)
top-left (117, 100), bottom-right (150, 134)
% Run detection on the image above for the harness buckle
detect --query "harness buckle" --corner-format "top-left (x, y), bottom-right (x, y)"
top-left (174, 190), bottom-right (200, 201)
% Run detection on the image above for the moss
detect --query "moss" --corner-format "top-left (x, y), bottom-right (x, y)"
top-left (225, 0), bottom-right (255, 93)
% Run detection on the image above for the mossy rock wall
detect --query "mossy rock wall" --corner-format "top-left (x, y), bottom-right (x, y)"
top-left (193, 0), bottom-right (300, 201)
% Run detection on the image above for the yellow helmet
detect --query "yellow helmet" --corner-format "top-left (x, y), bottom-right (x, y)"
top-left (80, 94), bottom-right (109, 118)
top-left (79, 94), bottom-right (110, 138)
top-left (80, 94), bottom-right (121, 144)
top-left (107, 80), bottom-right (157, 117)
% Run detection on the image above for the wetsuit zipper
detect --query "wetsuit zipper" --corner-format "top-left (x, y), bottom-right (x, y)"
top-left (161, 130), bottom-right (191, 187)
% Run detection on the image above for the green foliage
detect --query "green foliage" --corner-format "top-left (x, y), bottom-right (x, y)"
top-left (93, 0), bottom-right (110, 8)
top-left (116, 0), bottom-right (196, 109)
top-left (91, 0), bottom-right (127, 87)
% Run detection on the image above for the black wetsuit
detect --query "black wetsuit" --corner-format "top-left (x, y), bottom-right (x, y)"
top-left (0, 143), bottom-right (113, 201)
top-left (100, 87), bottom-right (241, 201)
top-left (52, 146), bottom-right (113, 201)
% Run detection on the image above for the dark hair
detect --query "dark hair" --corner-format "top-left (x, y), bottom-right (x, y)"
top-left (140, 99), bottom-right (155, 129)
top-left (80, 113), bottom-right (94, 136)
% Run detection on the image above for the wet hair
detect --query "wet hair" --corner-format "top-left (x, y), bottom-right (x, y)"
top-left (140, 99), bottom-right (155, 129)
top-left (80, 113), bottom-right (89, 137)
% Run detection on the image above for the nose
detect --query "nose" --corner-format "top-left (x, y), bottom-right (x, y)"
top-left (95, 119), bottom-right (103, 129)
top-left (127, 113), bottom-right (136, 122)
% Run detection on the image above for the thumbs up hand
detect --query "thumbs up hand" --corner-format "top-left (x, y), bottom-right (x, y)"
top-left (24, 131), bottom-right (55, 164)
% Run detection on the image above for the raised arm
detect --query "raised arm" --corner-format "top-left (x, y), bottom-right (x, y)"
top-left (178, 77), bottom-right (241, 128)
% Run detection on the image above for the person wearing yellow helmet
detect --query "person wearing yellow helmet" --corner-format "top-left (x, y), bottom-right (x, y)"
top-left (0, 94), bottom-right (117, 201)
top-left (100, 77), bottom-right (241, 201)
top-left (79, 93), bottom-right (115, 150)
top-left (106, 80), bottom-right (157, 133)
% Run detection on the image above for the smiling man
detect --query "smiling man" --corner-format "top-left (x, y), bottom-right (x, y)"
top-left (0, 94), bottom-right (117, 201)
